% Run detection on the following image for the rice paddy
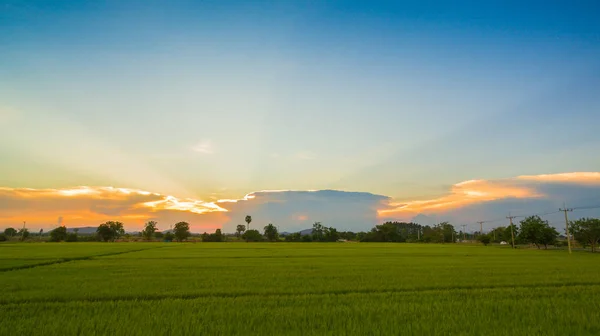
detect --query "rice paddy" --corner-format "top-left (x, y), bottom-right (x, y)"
top-left (1, 243), bottom-right (599, 335)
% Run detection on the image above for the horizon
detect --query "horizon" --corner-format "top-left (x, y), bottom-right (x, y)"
top-left (2, 1), bottom-right (600, 233)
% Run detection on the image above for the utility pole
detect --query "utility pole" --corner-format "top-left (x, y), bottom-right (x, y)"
top-left (507, 215), bottom-right (516, 249)
top-left (477, 221), bottom-right (485, 236)
top-left (492, 228), bottom-right (496, 242)
top-left (559, 206), bottom-right (573, 254)
top-left (461, 224), bottom-right (467, 241)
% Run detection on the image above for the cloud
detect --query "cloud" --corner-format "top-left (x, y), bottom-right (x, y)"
top-left (191, 140), bottom-right (214, 154)
top-left (517, 172), bottom-right (600, 184)
top-left (218, 189), bottom-right (390, 232)
top-left (379, 172), bottom-right (600, 230)
top-left (1, 172), bottom-right (599, 233)
top-left (379, 179), bottom-right (542, 217)
top-left (0, 186), bottom-right (226, 231)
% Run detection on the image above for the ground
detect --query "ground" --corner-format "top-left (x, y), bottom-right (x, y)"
top-left (1, 243), bottom-right (599, 335)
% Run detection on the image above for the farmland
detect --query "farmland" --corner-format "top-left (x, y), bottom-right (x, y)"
top-left (1, 243), bottom-right (599, 335)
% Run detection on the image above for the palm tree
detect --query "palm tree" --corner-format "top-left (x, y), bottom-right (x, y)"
top-left (245, 215), bottom-right (252, 231)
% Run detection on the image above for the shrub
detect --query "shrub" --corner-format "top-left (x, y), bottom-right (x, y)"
top-left (478, 234), bottom-right (492, 246)
top-left (65, 233), bottom-right (78, 242)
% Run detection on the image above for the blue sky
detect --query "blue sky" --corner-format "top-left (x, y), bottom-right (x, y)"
top-left (1, 1), bottom-right (599, 231)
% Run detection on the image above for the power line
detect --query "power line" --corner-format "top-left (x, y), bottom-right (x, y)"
top-left (573, 205), bottom-right (600, 210)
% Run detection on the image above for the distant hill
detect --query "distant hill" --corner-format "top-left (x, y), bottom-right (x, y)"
top-left (298, 228), bottom-right (313, 236)
top-left (66, 227), bottom-right (97, 235)
top-left (279, 229), bottom-right (313, 236)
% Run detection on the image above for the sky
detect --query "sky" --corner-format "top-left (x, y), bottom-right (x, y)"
top-left (1, 1), bottom-right (600, 233)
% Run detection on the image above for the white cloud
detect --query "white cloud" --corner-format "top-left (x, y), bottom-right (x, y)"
top-left (191, 140), bottom-right (214, 154)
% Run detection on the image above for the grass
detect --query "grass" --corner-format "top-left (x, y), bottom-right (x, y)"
top-left (0, 243), bottom-right (599, 335)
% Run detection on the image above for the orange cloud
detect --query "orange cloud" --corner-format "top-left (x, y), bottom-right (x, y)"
top-left (378, 179), bottom-right (541, 218)
top-left (378, 172), bottom-right (600, 220)
top-left (0, 186), bottom-right (227, 231)
top-left (2, 172), bottom-right (599, 232)
top-left (517, 172), bottom-right (600, 184)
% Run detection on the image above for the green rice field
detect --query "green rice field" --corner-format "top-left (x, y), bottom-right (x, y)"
top-left (1, 243), bottom-right (599, 335)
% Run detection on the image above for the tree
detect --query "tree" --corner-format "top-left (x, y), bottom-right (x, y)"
top-left (236, 224), bottom-right (246, 237)
top-left (173, 222), bottom-right (190, 242)
top-left (339, 231), bottom-right (357, 241)
top-left (312, 222), bottom-right (325, 241)
top-left (518, 216), bottom-right (558, 249)
top-left (570, 218), bottom-right (600, 252)
top-left (489, 227), bottom-right (506, 243)
top-left (242, 229), bottom-right (262, 242)
top-left (215, 228), bottom-right (223, 241)
top-left (142, 221), bottom-right (158, 241)
top-left (324, 227), bottom-right (340, 242)
top-left (50, 226), bottom-right (68, 242)
top-left (438, 222), bottom-right (456, 243)
top-left (263, 223), bottom-right (279, 242)
top-left (4, 228), bottom-right (17, 237)
top-left (96, 221), bottom-right (125, 242)
top-left (202, 229), bottom-right (225, 242)
top-left (478, 234), bottom-right (491, 246)
top-left (18, 228), bottom-right (29, 241)
top-left (154, 231), bottom-right (164, 240)
top-left (539, 225), bottom-right (559, 249)
top-left (245, 215), bottom-right (252, 231)
top-left (359, 222), bottom-right (423, 242)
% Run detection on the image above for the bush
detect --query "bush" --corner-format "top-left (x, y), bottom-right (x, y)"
top-left (164, 232), bottom-right (175, 242)
top-left (0, 233), bottom-right (7, 242)
top-left (242, 229), bottom-right (263, 242)
top-left (78, 235), bottom-right (100, 242)
top-left (65, 233), bottom-right (78, 242)
top-left (478, 234), bottom-right (492, 246)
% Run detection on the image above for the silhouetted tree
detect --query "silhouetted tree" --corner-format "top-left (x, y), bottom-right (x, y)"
top-left (50, 226), bottom-right (68, 242)
top-left (312, 222), bottom-right (325, 241)
top-left (242, 229), bottom-right (262, 242)
top-left (142, 221), bottom-right (158, 241)
top-left (97, 221), bottom-right (124, 242)
top-left (18, 228), bottom-right (29, 241)
top-left (263, 223), bottom-right (279, 241)
top-left (236, 224), bottom-right (246, 237)
top-left (245, 215), bottom-right (252, 231)
top-left (570, 218), bottom-right (600, 252)
top-left (3, 228), bottom-right (17, 237)
top-left (478, 234), bottom-right (491, 246)
top-left (173, 222), bottom-right (190, 242)
top-left (519, 216), bottom-right (558, 249)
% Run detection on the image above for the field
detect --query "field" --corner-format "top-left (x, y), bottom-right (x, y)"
top-left (1, 243), bottom-right (599, 335)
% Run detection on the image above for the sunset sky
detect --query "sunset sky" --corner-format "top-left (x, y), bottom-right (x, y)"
top-left (1, 1), bottom-right (600, 232)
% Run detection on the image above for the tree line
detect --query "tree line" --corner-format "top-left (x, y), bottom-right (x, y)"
top-left (1, 215), bottom-right (599, 252)
top-left (478, 215), bottom-right (600, 252)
